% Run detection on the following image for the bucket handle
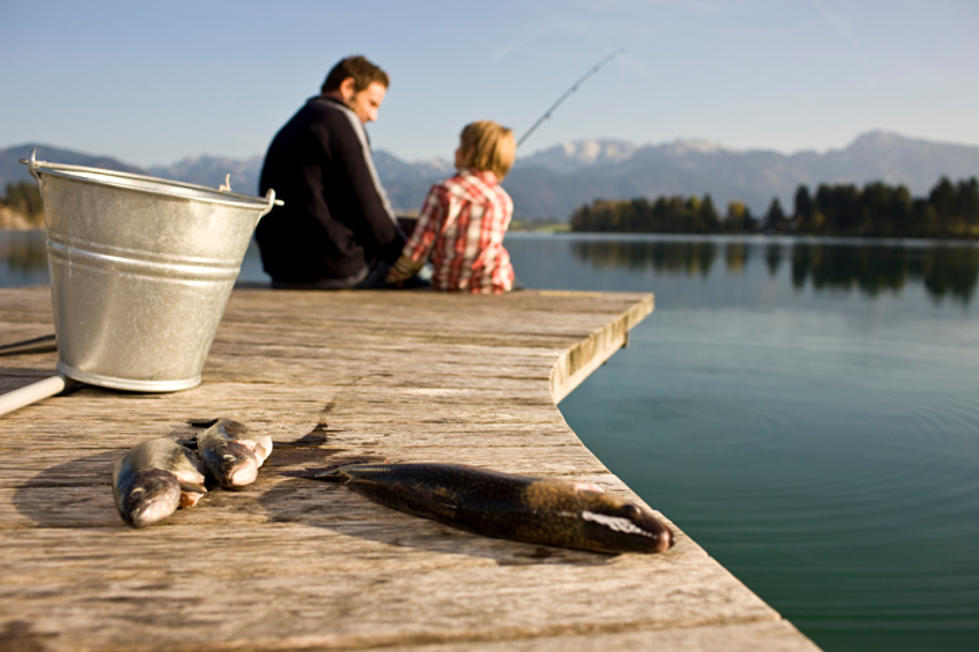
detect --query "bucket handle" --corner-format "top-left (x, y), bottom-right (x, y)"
top-left (215, 173), bottom-right (281, 216)
top-left (24, 148), bottom-right (41, 184)
top-left (261, 187), bottom-right (283, 216)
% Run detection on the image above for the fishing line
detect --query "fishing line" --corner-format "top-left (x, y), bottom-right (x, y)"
top-left (517, 48), bottom-right (624, 148)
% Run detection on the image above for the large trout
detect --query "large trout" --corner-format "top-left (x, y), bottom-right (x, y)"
top-left (313, 463), bottom-right (674, 554)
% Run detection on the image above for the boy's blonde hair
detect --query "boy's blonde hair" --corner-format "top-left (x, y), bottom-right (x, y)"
top-left (458, 121), bottom-right (516, 180)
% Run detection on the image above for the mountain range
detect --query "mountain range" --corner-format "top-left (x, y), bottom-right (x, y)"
top-left (2, 131), bottom-right (977, 221)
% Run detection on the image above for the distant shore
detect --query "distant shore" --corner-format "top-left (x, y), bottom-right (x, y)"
top-left (0, 207), bottom-right (39, 230)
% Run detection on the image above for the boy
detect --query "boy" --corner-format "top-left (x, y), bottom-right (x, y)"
top-left (386, 121), bottom-right (516, 293)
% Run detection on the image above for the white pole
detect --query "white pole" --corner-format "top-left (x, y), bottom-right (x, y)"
top-left (0, 376), bottom-right (67, 417)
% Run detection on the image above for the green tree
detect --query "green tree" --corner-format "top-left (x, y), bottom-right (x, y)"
top-left (698, 194), bottom-right (720, 231)
top-left (762, 197), bottom-right (788, 233)
top-left (793, 185), bottom-right (813, 232)
top-left (955, 177), bottom-right (979, 231)
top-left (929, 177), bottom-right (956, 215)
top-left (815, 183), bottom-right (860, 234)
top-left (724, 201), bottom-right (756, 233)
top-left (860, 181), bottom-right (911, 236)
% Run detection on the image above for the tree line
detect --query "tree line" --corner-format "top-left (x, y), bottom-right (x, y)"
top-left (569, 176), bottom-right (979, 238)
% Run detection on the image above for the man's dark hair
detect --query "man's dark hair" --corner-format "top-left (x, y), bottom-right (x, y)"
top-left (321, 55), bottom-right (390, 94)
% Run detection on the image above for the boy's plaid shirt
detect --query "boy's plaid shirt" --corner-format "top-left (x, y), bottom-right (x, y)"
top-left (402, 168), bottom-right (515, 293)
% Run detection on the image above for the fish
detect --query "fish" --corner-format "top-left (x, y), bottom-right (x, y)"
top-left (193, 418), bottom-right (273, 489)
top-left (112, 437), bottom-right (208, 528)
top-left (312, 463), bottom-right (674, 554)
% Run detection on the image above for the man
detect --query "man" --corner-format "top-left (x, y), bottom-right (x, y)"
top-left (256, 55), bottom-right (404, 288)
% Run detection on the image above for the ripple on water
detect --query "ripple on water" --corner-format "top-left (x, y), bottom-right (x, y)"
top-left (609, 378), bottom-right (979, 649)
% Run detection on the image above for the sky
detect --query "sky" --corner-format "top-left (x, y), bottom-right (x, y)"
top-left (2, 0), bottom-right (977, 168)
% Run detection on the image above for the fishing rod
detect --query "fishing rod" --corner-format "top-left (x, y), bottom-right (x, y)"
top-left (517, 48), bottom-right (624, 148)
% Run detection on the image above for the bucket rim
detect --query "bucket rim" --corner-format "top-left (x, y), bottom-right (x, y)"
top-left (21, 156), bottom-right (281, 212)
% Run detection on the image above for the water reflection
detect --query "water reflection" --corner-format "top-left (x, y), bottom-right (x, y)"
top-left (0, 230), bottom-right (49, 286)
top-left (765, 243), bottom-right (782, 277)
top-left (571, 237), bottom-right (979, 304)
top-left (570, 239), bottom-right (719, 277)
top-left (789, 244), bottom-right (915, 296)
top-left (725, 242), bottom-right (747, 273)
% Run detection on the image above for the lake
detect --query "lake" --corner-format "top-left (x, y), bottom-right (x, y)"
top-left (3, 229), bottom-right (978, 651)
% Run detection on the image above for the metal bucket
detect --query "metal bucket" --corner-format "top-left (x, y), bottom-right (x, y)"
top-left (22, 152), bottom-right (281, 392)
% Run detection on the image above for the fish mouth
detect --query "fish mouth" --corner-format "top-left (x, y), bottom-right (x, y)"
top-left (226, 461), bottom-right (259, 487)
top-left (646, 518), bottom-right (675, 552)
top-left (581, 508), bottom-right (675, 552)
top-left (128, 496), bottom-right (179, 528)
top-left (203, 441), bottom-right (262, 489)
top-left (118, 469), bottom-right (182, 527)
top-left (624, 503), bottom-right (675, 552)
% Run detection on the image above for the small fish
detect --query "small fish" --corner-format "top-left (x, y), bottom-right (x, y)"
top-left (193, 418), bottom-right (273, 489)
top-left (112, 437), bottom-right (208, 528)
top-left (313, 463), bottom-right (674, 554)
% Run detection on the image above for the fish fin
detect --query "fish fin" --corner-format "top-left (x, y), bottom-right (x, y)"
top-left (186, 417), bottom-right (220, 428)
top-left (221, 419), bottom-right (248, 437)
top-left (176, 436), bottom-right (199, 449)
top-left (253, 437), bottom-right (273, 465)
top-left (301, 466), bottom-right (351, 483)
top-left (572, 481), bottom-right (605, 495)
top-left (178, 483), bottom-right (207, 508)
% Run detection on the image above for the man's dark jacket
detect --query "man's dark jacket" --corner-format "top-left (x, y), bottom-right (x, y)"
top-left (257, 96), bottom-right (404, 287)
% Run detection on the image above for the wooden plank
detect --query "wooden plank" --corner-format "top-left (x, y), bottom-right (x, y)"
top-left (0, 286), bottom-right (819, 650)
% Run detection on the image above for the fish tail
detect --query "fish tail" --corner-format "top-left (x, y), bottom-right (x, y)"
top-left (304, 466), bottom-right (351, 483)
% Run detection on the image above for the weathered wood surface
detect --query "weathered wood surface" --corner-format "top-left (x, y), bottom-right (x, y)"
top-left (0, 286), bottom-right (819, 651)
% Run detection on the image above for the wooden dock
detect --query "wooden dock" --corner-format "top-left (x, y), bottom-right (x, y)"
top-left (0, 286), bottom-right (819, 650)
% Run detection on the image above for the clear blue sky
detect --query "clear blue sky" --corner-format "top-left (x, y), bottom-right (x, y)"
top-left (2, 0), bottom-right (977, 167)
